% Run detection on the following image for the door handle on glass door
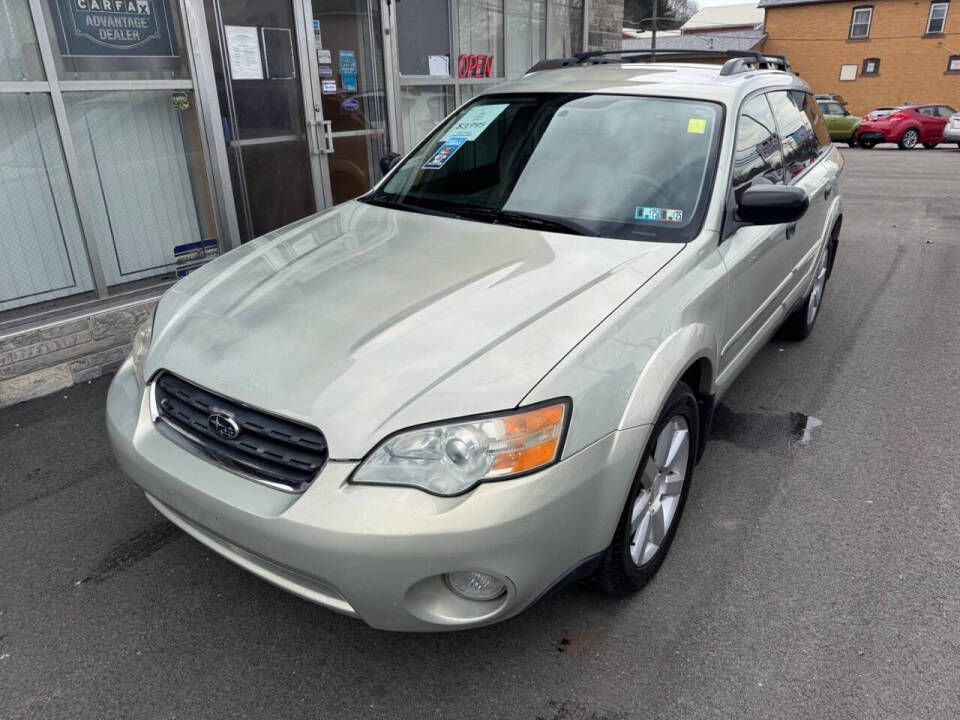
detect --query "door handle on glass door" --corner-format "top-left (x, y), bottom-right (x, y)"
top-left (320, 120), bottom-right (334, 154)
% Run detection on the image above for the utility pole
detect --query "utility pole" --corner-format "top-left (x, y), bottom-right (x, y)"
top-left (651, 0), bottom-right (658, 61)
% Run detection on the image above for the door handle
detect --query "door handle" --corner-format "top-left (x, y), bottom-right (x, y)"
top-left (319, 120), bottom-right (334, 154)
top-left (785, 222), bottom-right (797, 240)
top-left (824, 185), bottom-right (833, 200)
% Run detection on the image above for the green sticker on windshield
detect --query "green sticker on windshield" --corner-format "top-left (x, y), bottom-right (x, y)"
top-left (443, 104), bottom-right (509, 141)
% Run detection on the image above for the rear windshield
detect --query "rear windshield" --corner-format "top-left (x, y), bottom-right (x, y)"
top-left (364, 93), bottom-right (723, 242)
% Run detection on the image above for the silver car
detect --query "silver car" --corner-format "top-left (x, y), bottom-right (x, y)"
top-left (107, 51), bottom-right (843, 631)
top-left (944, 112), bottom-right (960, 146)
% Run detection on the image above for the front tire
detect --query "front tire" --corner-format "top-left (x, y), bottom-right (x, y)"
top-left (899, 128), bottom-right (919, 149)
top-left (923, 142), bottom-right (939, 149)
top-left (847, 137), bottom-right (858, 148)
top-left (596, 382), bottom-right (698, 597)
top-left (860, 139), bottom-right (876, 149)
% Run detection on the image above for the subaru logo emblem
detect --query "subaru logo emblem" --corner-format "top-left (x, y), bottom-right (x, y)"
top-left (208, 412), bottom-right (241, 440)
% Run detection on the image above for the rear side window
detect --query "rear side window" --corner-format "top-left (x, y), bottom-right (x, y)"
top-left (767, 91), bottom-right (828, 181)
top-left (733, 94), bottom-right (783, 189)
top-left (937, 105), bottom-right (957, 117)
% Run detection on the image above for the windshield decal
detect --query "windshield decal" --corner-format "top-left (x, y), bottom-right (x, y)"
top-left (422, 136), bottom-right (467, 169)
top-left (635, 207), bottom-right (683, 223)
top-left (443, 104), bottom-right (509, 141)
top-left (687, 118), bottom-right (707, 134)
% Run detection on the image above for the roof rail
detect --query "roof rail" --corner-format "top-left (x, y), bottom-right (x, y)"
top-left (526, 49), bottom-right (792, 75)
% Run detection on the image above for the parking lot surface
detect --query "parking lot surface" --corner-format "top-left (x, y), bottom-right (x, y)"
top-left (3, 147), bottom-right (960, 719)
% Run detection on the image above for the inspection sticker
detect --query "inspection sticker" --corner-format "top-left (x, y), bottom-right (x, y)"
top-left (443, 104), bottom-right (509, 141)
top-left (423, 136), bottom-right (467, 169)
top-left (687, 118), bottom-right (707, 134)
top-left (635, 206), bottom-right (683, 223)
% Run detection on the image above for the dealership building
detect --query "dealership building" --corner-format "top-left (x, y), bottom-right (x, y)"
top-left (0, 0), bottom-right (624, 406)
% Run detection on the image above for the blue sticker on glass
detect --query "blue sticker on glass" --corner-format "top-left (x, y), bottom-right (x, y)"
top-left (422, 136), bottom-right (467, 169)
top-left (634, 206), bottom-right (683, 223)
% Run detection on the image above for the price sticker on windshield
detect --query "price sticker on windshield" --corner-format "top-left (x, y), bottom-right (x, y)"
top-left (687, 118), bottom-right (707, 134)
top-left (443, 104), bottom-right (509, 141)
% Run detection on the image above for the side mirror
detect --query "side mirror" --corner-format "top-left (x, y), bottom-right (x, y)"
top-left (736, 184), bottom-right (809, 225)
top-left (379, 152), bottom-right (401, 175)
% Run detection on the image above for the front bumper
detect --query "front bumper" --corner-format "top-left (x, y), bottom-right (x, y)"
top-left (107, 360), bottom-right (648, 631)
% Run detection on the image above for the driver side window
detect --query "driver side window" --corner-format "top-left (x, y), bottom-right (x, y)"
top-left (733, 94), bottom-right (784, 190)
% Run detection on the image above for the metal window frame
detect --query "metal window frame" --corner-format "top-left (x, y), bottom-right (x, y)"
top-left (390, 0), bottom-right (587, 152)
top-left (2, 0), bottom-right (232, 328)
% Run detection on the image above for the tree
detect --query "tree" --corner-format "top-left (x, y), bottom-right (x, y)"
top-left (623, 0), bottom-right (698, 28)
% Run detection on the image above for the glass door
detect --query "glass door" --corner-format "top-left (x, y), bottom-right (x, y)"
top-left (300, 0), bottom-right (391, 205)
top-left (206, 0), bottom-right (327, 242)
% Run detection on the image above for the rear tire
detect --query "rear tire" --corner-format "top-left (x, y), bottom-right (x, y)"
top-left (783, 245), bottom-right (831, 341)
top-left (596, 382), bottom-right (698, 597)
top-left (847, 138), bottom-right (858, 148)
top-left (923, 142), bottom-right (938, 149)
top-left (898, 128), bottom-right (919, 149)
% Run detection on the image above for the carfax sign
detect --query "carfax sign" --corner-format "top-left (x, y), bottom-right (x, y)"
top-left (47, 0), bottom-right (178, 58)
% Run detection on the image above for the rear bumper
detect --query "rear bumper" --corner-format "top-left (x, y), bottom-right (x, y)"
top-left (107, 359), bottom-right (648, 631)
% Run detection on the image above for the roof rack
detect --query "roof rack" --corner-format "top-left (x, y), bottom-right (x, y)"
top-left (526, 49), bottom-right (792, 76)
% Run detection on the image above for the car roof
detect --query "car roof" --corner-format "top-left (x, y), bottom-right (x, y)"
top-left (489, 61), bottom-right (809, 107)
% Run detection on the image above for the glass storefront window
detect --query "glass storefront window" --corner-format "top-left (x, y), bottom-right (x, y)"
top-left (506, 0), bottom-right (545, 80)
top-left (397, 0), bottom-right (451, 76)
top-left (546, 0), bottom-right (583, 58)
top-left (63, 90), bottom-right (216, 289)
top-left (1, 0), bottom-right (44, 80)
top-left (458, 0), bottom-right (504, 79)
top-left (1, 94), bottom-right (94, 312)
top-left (40, 0), bottom-right (192, 81)
top-left (399, 85), bottom-right (454, 150)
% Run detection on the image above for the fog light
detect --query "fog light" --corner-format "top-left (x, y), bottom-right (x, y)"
top-left (444, 571), bottom-right (506, 601)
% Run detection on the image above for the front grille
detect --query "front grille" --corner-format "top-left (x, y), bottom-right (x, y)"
top-left (152, 372), bottom-right (328, 492)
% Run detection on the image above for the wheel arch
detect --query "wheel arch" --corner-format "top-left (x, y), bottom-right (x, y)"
top-left (619, 324), bottom-right (718, 462)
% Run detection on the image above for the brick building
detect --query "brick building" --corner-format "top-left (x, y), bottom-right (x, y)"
top-left (760, 0), bottom-right (960, 115)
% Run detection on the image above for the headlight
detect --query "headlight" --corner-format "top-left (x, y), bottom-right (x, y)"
top-left (130, 309), bottom-right (155, 388)
top-left (350, 399), bottom-right (570, 496)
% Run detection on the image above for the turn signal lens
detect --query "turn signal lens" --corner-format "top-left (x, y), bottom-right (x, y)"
top-left (350, 400), bottom-right (570, 496)
top-left (490, 403), bottom-right (566, 475)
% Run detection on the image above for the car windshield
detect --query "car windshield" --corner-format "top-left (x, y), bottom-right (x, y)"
top-left (364, 94), bottom-right (722, 242)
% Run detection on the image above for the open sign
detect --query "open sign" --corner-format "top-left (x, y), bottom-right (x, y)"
top-left (457, 54), bottom-right (493, 78)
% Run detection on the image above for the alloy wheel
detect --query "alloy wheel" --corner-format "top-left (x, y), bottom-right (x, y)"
top-left (807, 251), bottom-right (830, 327)
top-left (902, 129), bottom-right (918, 149)
top-left (629, 416), bottom-right (690, 566)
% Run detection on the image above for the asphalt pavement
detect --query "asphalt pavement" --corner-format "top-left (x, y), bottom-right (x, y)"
top-left (2, 147), bottom-right (960, 719)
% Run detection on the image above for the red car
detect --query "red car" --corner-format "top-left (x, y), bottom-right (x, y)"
top-left (855, 104), bottom-right (958, 150)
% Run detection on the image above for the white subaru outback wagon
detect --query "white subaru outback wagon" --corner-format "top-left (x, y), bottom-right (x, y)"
top-left (107, 50), bottom-right (843, 631)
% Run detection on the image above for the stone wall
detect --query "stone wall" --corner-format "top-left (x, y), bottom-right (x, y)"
top-left (0, 299), bottom-right (157, 409)
top-left (589, 0), bottom-right (625, 50)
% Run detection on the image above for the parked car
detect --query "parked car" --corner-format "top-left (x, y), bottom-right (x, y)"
top-left (107, 50), bottom-right (844, 631)
top-left (855, 104), bottom-right (958, 149)
top-left (943, 112), bottom-right (960, 148)
top-left (816, 98), bottom-right (860, 146)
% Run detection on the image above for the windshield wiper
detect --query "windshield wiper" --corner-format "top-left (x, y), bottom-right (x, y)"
top-left (450, 206), bottom-right (600, 237)
top-left (362, 195), bottom-right (460, 219)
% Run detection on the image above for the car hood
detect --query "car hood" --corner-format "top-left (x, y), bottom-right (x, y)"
top-left (147, 201), bottom-right (681, 458)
